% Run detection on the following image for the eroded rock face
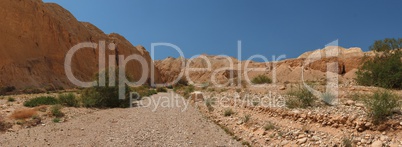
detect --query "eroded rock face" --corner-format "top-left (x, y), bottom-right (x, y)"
top-left (155, 47), bottom-right (368, 85)
top-left (0, 0), bottom-right (161, 90)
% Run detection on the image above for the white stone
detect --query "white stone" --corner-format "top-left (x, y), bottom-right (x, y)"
top-left (371, 140), bottom-right (383, 147)
top-left (297, 138), bottom-right (307, 144)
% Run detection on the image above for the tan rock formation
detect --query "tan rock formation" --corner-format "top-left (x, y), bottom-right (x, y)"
top-left (0, 0), bottom-right (161, 90)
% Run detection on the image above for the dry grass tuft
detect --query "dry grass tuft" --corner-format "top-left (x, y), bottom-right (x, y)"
top-left (10, 109), bottom-right (37, 119)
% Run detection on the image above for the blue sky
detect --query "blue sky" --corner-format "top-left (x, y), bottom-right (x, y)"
top-left (43, 0), bottom-right (402, 60)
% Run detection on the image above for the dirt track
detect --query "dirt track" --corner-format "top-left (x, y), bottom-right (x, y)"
top-left (0, 92), bottom-right (240, 146)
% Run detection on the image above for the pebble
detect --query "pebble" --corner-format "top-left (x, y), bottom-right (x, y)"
top-left (297, 138), bottom-right (307, 144)
top-left (345, 100), bottom-right (355, 106)
top-left (380, 135), bottom-right (388, 141)
top-left (311, 136), bottom-right (320, 141)
top-left (371, 140), bottom-right (382, 147)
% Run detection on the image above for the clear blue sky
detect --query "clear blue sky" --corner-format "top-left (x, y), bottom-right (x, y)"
top-left (43, 0), bottom-right (402, 60)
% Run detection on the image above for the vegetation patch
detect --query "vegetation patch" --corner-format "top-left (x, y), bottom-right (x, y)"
top-left (0, 86), bottom-right (16, 95)
top-left (223, 108), bottom-right (235, 117)
top-left (24, 96), bottom-right (59, 107)
top-left (251, 75), bottom-right (272, 84)
top-left (205, 98), bottom-right (215, 112)
top-left (51, 105), bottom-right (64, 118)
top-left (7, 97), bottom-right (15, 102)
top-left (286, 86), bottom-right (316, 108)
top-left (156, 87), bottom-right (168, 92)
top-left (363, 90), bottom-right (400, 124)
top-left (52, 118), bottom-right (61, 123)
top-left (58, 93), bottom-right (78, 107)
top-left (264, 121), bottom-right (276, 131)
top-left (81, 69), bottom-right (130, 108)
top-left (10, 109), bottom-right (37, 119)
top-left (356, 38), bottom-right (402, 89)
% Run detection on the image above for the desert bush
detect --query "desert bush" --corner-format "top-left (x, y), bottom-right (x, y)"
top-left (81, 69), bottom-right (130, 108)
top-left (51, 105), bottom-right (64, 118)
top-left (252, 99), bottom-right (260, 106)
top-left (321, 92), bottom-right (335, 106)
top-left (22, 87), bottom-right (45, 94)
top-left (156, 87), bottom-right (167, 93)
top-left (53, 118), bottom-right (61, 123)
top-left (0, 118), bottom-right (12, 132)
top-left (0, 86), bottom-right (16, 95)
top-left (242, 141), bottom-right (251, 147)
top-left (58, 93), bottom-right (78, 107)
top-left (177, 77), bottom-right (189, 86)
top-left (81, 91), bottom-right (98, 107)
top-left (10, 109), bottom-right (37, 119)
top-left (7, 97), bottom-right (15, 102)
top-left (131, 85), bottom-right (157, 98)
top-left (223, 108), bottom-right (235, 117)
top-left (243, 114), bottom-right (251, 123)
top-left (343, 137), bottom-right (353, 147)
top-left (205, 98), bottom-right (215, 112)
top-left (363, 90), bottom-right (400, 124)
top-left (182, 85), bottom-right (195, 99)
top-left (251, 75), bottom-right (272, 84)
top-left (350, 92), bottom-right (368, 102)
top-left (24, 96), bottom-right (59, 107)
top-left (356, 38), bottom-right (402, 89)
top-left (286, 86), bottom-right (316, 108)
top-left (264, 121), bottom-right (276, 130)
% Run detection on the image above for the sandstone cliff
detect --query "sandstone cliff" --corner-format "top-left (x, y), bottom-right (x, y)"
top-left (0, 0), bottom-right (161, 91)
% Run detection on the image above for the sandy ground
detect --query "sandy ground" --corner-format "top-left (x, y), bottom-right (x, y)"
top-left (0, 92), bottom-right (240, 146)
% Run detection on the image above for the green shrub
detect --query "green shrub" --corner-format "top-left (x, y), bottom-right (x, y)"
top-left (81, 91), bottom-right (98, 107)
top-left (264, 121), bottom-right (276, 130)
top-left (51, 105), bottom-right (64, 118)
top-left (356, 38), bottom-right (402, 89)
top-left (251, 75), bottom-right (272, 84)
top-left (81, 69), bottom-right (130, 108)
top-left (243, 114), bottom-right (251, 123)
top-left (363, 90), bottom-right (400, 124)
top-left (81, 86), bottom-right (129, 108)
top-left (24, 96), bottom-right (59, 107)
top-left (52, 118), bottom-right (61, 123)
top-left (223, 108), bottom-right (235, 117)
top-left (0, 86), bottom-right (16, 95)
top-left (22, 87), bottom-right (44, 94)
top-left (205, 98), bottom-right (215, 112)
top-left (176, 77), bottom-right (189, 86)
top-left (286, 86), bottom-right (316, 108)
top-left (242, 141), bottom-right (251, 147)
top-left (58, 93), bottom-right (78, 107)
top-left (252, 100), bottom-right (259, 106)
top-left (184, 85), bottom-right (194, 97)
top-left (343, 137), bottom-right (353, 147)
top-left (131, 85), bottom-right (157, 98)
top-left (156, 87), bottom-right (167, 93)
top-left (7, 97), bottom-right (15, 102)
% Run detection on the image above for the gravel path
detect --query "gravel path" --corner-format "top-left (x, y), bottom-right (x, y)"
top-left (0, 92), bottom-right (240, 146)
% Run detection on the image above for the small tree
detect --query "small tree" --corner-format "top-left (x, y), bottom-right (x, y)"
top-left (81, 68), bottom-right (130, 108)
top-left (356, 38), bottom-right (402, 89)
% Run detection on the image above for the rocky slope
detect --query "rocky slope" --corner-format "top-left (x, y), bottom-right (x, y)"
top-left (0, 0), bottom-right (161, 91)
top-left (155, 46), bottom-right (369, 86)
